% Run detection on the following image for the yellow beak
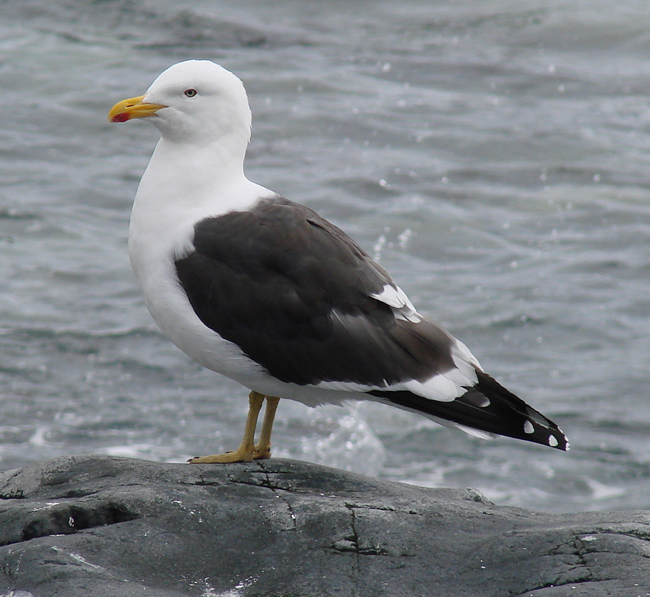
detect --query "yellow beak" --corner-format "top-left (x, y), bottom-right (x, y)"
top-left (107, 95), bottom-right (167, 123)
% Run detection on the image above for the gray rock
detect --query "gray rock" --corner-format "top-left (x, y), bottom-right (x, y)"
top-left (0, 455), bottom-right (648, 597)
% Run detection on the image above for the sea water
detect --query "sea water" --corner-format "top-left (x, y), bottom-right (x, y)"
top-left (2, 0), bottom-right (650, 513)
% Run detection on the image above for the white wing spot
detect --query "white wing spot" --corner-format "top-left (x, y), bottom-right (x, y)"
top-left (371, 284), bottom-right (421, 323)
top-left (453, 339), bottom-right (482, 371)
top-left (474, 395), bottom-right (490, 408)
top-left (370, 284), bottom-right (409, 309)
top-left (523, 420), bottom-right (535, 435)
top-left (548, 435), bottom-right (559, 447)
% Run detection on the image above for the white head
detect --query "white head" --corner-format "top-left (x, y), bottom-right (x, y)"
top-left (109, 60), bottom-right (252, 151)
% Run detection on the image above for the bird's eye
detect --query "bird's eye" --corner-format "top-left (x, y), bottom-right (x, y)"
top-left (184, 88), bottom-right (198, 98)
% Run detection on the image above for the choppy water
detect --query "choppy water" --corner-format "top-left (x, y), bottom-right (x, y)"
top-left (2, 0), bottom-right (650, 513)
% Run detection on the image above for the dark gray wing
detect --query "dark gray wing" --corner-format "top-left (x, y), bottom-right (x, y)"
top-left (174, 196), bottom-right (455, 387)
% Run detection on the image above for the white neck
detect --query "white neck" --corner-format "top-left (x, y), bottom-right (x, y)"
top-left (140, 136), bottom-right (247, 206)
top-left (128, 135), bottom-right (274, 286)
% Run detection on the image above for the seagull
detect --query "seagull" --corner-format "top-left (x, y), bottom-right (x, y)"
top-left (108, 60), bottom-right (568, 463)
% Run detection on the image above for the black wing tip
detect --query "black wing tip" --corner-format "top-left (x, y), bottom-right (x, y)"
top-left (372, 377), bottom-right (570, 452)
top-left (472, 371), bottom-right (570, 451)
top-left (469, 412), bottom-right (570, 451)
top-left (520, 407), bottom-right (569, 452)
top-left (547, 427), bottom-right (570, 452)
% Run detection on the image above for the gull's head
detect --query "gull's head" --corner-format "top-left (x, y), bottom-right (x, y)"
top-left (108, 60), bottom-right (252, 146)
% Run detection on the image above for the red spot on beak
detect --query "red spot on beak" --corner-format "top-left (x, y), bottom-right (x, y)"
top-left (111, 112), bottom-right (131, 123)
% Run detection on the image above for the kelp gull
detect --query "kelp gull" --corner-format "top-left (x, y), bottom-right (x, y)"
top-left (108, 60), bottom-right (568, 463)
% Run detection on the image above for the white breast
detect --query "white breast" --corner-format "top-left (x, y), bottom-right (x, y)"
top-left (127, 137), bottom-right (275, 385)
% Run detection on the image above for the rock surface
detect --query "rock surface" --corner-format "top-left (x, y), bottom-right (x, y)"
top-left (0, 456), bottom-right (649, 597)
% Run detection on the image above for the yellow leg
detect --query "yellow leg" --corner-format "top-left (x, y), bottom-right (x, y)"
top-left (189, 391), bottom-right (265, 464)
top-left (253, 396), bottom-right (281, 460)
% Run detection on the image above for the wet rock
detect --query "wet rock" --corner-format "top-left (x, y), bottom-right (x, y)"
top-left (0, 455), bottom-right (648, 596)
